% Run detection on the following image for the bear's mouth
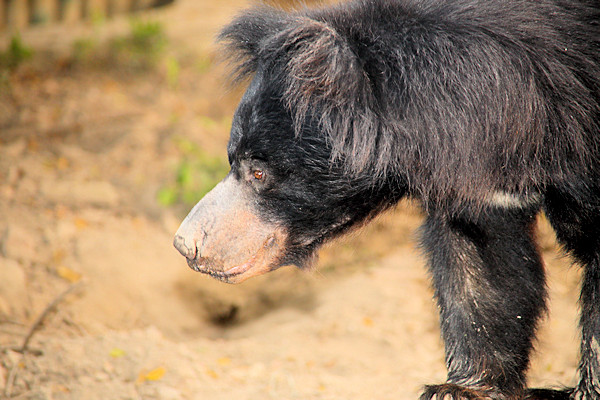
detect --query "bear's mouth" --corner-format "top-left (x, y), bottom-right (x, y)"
top-left (186, 258), bottom-right (248, 283)
top-left (183, 234), bottom-right (284, 284)
top-left (185, 258), bottom-right (277, 284)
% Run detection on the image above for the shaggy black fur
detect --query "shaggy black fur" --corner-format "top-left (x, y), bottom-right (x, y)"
top-left (216, 0), bottom-right (600, 399)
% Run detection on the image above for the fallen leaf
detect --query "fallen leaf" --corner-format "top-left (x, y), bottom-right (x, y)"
top-left (217, 357), bottom-right (231, 367)
top-left (56, 265), bottom-right (82, 283)
top-left (109, 348), bottom-right (126, 358)
top-left (74, 217), bottom-right (89, 230)
top-left (56, 157), bottom-right (69, 170)
top-left (54, 385), bottom-right (70, 393)
top-left (52, 249), bottom-right (66, 264)
top-left (206, 368), bottom-right (219, 379)
top-left (144, 367), bottom-right (166, 381)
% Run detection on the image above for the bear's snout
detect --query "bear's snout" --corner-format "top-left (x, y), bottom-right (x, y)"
top-left (173, 175), bottom-right (288, 283)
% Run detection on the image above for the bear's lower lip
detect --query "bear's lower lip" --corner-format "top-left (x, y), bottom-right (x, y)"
top-left (186, 258), bottom-right (257, 283)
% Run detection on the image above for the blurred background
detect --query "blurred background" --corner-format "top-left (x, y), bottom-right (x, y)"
top-left (0, 1), bottom-right (582, 399)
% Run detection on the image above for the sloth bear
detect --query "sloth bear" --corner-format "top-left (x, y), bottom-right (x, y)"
top-left (173, 0), bottom-right (600, 399)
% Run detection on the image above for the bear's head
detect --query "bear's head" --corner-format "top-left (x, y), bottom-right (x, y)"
top-left (173, 6), bottom-right (405, 283)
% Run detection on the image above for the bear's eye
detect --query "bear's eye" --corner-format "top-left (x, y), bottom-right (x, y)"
top-left (253, 170), bottom-right (264, 181)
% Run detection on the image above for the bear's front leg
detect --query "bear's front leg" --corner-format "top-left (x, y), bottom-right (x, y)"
top-left (420, 206), bottom-right (547, 400)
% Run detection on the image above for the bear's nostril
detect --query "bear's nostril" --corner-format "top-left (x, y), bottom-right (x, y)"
top-left (173, 235), bottom-right (196, 260)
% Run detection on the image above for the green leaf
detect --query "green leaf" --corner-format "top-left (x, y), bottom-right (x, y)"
top-left (157, 187), bottom-right (178, 206)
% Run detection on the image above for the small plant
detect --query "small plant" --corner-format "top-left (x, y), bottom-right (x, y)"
top-left (129, 19), bottom-right (167, 55)
top-left (110, 19), bottom-right (167, 70)
top-left (0, 34), bottom-right (34, 70)
top-left (72, 37), bottom-right (98, 63)
top-left (165, 56), bottom-right (180, 89)
top-left (158, 137), bottom-right (229, 207)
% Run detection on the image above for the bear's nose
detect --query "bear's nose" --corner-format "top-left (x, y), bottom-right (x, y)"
top-left (173, 235), bottom-right (197, 260)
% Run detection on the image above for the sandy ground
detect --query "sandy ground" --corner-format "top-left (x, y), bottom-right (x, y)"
top-left (0, 1), bottom-right (585, 399)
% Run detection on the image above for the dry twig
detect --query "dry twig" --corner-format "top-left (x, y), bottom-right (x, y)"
top-left (2, 282), bottom-right (82, 398)
top-left (18, 282), bottom-right (82, 354)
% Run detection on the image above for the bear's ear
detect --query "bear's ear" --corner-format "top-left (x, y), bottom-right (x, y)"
top-left (275, 17), bottom-right (379, 172)
top-left (218, 7), bottom-right (289, 82)
top-left (221, 10), bottom-right (380, 172)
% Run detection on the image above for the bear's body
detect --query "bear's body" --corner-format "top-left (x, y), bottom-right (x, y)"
top-left (173, 1), bottom-right (600, 399)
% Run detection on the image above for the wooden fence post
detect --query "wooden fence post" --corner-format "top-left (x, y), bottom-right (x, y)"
top-left (7, 0), bottom-right (29, 30)
top-left (31, 0), bottom-right (59, 25)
